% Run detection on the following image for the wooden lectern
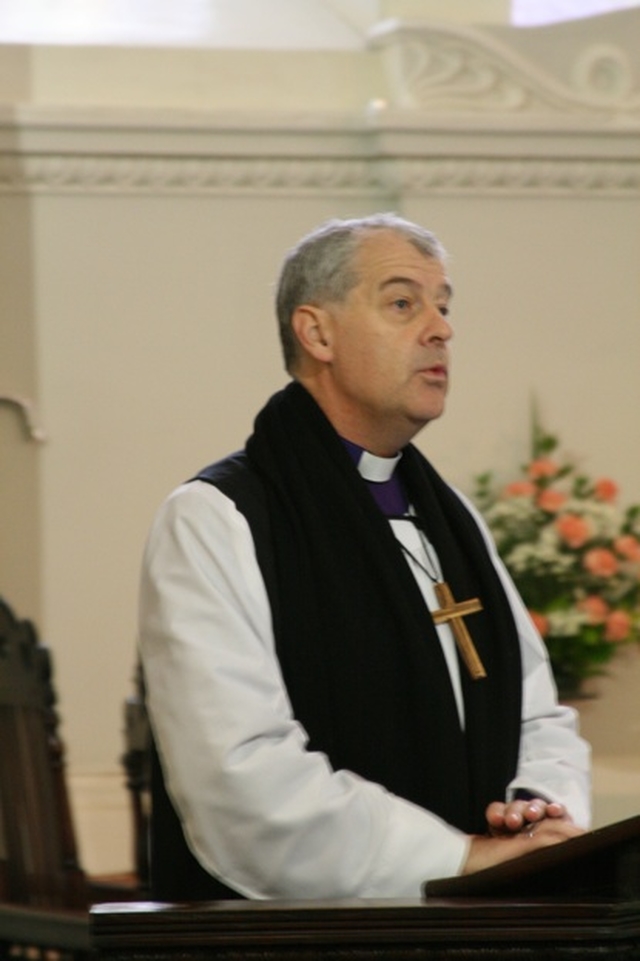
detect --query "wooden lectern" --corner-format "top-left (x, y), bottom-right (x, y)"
top-left (424, 810), bottom-right (640, 901)
top-left (90, 815), bottom-right (640, 961)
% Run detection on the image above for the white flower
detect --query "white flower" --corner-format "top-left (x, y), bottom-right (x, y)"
top-left (505, 540), bottom-right (573, 575)
top-left (485, 497), bottom-right (534, 528)
top-left (562, 499), bottom-right (620, 539)
top-left (547, 608), bottom-right (589, 637)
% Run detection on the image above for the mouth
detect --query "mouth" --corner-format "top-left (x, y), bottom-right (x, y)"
top-left (420, 363), bottom-right (448, 381)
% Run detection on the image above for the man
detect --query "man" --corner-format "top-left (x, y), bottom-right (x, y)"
top-left (139, 213), bottom-right (590, 901)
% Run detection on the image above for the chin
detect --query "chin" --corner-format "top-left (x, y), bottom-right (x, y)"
top-left (417, 402), bottom-right (446, 424)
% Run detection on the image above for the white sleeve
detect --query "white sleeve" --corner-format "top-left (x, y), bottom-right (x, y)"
top-left (454, 491), bottom-right (592, 829)
top-left (139, 480), bottom-right (469, 899)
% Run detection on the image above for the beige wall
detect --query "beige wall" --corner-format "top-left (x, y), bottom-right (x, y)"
top-left (1, 8), bottom-right (639, 873)
top-left (0, 194), bottom-right (41, 620)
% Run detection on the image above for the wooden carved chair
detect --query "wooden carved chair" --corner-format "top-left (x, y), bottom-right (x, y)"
top-left (0, 596), bottom-right (87, 912)
top-left (0, 597), bottom-right (142, 960)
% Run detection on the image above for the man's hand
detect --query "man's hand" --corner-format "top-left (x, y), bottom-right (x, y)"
top-left (486, 797), bottom-right (570, 836)
top-left (462, 798), bottom-right (586, 876)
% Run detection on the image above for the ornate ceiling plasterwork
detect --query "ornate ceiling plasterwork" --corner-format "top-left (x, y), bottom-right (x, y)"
top-left (369, 19), bottom-right (640, 122)
top-left (1, 151), bottom-right (639, 197)
top-left (0, 15), bottom-right (638, 197)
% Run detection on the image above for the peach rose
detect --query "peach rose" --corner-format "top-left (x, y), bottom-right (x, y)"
top-left (578, 595), bottom-right (609, 624)
top-left (594, 478), bottom-right (618, 503)
top-left (529, 610), bottom-right (549, 637)
top-left (604, 609), bottom-right (632, 642)
top-left (527, 458), bottom-right (560, 480)
top-left (555, 513), bottom-right (591, 549)
top-left (537, 488), bottom-right (567, 513)
top-left (583, 547), bottom-right (619, 578)
top-left (614, 535), bottom-right (640, 563)
top-left (503, 480), bottom-right (536, 498)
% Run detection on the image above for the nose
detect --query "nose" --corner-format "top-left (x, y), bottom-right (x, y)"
top-left (420, 304), bottom-right (453, 345)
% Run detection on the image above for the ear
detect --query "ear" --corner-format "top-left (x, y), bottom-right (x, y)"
top-left (291, 305), bottom-right (334, 363)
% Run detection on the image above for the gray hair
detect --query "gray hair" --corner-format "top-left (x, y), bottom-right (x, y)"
top-left (275, 213), bottom-right (447, 371)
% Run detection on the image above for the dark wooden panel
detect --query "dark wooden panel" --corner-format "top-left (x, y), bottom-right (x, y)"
top-left (91, 897), bottom-right (640, 961)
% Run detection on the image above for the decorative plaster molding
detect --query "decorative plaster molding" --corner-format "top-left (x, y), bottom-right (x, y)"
top-left (388, 156), bottom-right (640, 195)
top-left (2, 14), bottom-right (639, 199)
top-left (370, 20), bottom-right (640, 122)
top-left (1, 151), bottom-right (639, 197)
top-left (0, 153), bottom-right (381, 195)
top-left (0, 394), bottom-right (47, 442)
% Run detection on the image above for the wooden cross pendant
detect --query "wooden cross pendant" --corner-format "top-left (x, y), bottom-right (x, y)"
top-left (431, 581), bottom-right (487, 680)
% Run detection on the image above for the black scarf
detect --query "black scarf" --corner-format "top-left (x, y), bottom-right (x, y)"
top-left (235, 382), bottom-right (522, 834)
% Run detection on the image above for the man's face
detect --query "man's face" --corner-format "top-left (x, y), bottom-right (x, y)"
top-left (321, 230), bottom-right (453, 453)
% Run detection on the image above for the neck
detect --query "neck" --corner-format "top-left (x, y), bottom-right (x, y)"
top-left (293, 374), bottom-right (424, 457)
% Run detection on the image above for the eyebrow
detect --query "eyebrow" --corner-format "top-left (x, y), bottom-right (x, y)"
top-left (379, 275), bottom-right (453, 299)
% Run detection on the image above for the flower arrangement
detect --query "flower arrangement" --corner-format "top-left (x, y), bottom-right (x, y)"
top-left (473, 418), bottom-right (640, 696)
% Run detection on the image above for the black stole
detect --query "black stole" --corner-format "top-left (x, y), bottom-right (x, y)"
top-left (230, 382), bottom-right (522, 834)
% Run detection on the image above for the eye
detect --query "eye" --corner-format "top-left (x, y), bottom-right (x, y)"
top-left (392, 297), bottom-right (412, 310)
top-left (437, 304), bottom-right (450, 318)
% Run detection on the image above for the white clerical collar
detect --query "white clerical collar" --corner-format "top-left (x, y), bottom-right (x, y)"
top-left (356, 448), bottom-right (402, 483)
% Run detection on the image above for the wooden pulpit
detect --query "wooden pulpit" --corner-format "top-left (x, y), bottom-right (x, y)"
top-left (90, 815), bottom-right (640, 961)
